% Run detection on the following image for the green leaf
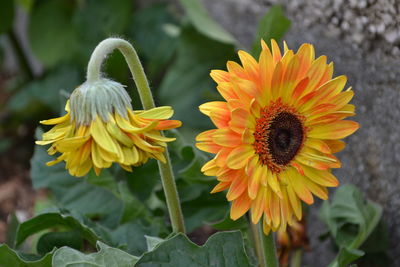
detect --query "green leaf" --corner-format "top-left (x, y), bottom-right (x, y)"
top-left (72, 0), bottom-right (133, 66)
top-left (129, 3), bottom-right (179, 78)
top-left (0, 0), bottom-right (14, 34)
top-left (145, 236), bottom-right (164, 252)
top-left (178, 0), bottom-right (236, 44)
top-left (136, 231), bottom-right (252, 266)
top-left (158, 26), bottom-right (236, 135)
top-left (31, 138), bottom-right (124, 228)
top-left (320, 184), bottom-right (384, 266)
top-left (319, 184), bottom-right (382, 249)
top-left (28, 0), bottom-right (79, 66)
top-left (252, 5), bottom-right (291, 56)
top-left (8, 66), bottom-right (80, 113)
top-left (5, 212), bottom-right (19, 248)
top-left (37, 231), bottom-right (83, 255)
top-left (109, 222), bottom-right (163, 256)
top-left (0, 244), bottom-right (53, 267)
top-left (328, 247), bottom-right (364, 267)
top-left (52, 241), bottom-right (138, 267)
top-left (16, 212), bottom-right (105, 247)
top-left (210, 212), bottom-right (248, 231)
top-left (181, 190), bottom-right (229, 233)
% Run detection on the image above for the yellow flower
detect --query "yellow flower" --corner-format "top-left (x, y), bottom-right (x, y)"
top-left (196, 40), bottom-right (359, 234)
top-left (36, 78), bottom-right (181, 177)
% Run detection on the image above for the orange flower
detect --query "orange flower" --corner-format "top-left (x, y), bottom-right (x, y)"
top-left (196, 40), bottom-right (359, 234)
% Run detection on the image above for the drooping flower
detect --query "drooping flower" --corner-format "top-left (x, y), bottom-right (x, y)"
top-left (36, 78), bottom-right (181, 177)
top-left (196, 40), bottom-right (359, 234)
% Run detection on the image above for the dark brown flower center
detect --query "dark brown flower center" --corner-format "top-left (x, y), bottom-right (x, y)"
top-left (253, 100), bottom-right (306, 173)
top-left (267, 112), bottom-right (304, 166)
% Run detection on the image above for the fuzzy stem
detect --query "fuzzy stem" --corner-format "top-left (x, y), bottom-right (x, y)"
top-left (258, 223), bottom-right (279, 267)
top-left (86, 38), bottom-right (186, 233)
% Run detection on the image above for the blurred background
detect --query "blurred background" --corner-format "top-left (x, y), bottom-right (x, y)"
top-left (0, 0), bottom-right (399, 266)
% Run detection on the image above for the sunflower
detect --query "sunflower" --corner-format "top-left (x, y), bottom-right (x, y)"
top-left (196, 40), bottom-right (359, 234)
top-left (36, 78), bottom-right (181, 177)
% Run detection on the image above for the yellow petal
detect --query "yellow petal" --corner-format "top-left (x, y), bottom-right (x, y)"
top-left (90, 116), bottom-right (121, 157)
top-left (226, 145), bottom-right (254, 169)
top-left (138, 106), bottom-right (173, 119)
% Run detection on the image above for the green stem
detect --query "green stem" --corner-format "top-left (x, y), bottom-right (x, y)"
top-left (257, 222), bottom-right (279, 267)
top-left (290, 249), bottom-right (302, 267)
top-left (86, 38), bottom-right (186, 233)
top-left (250, 220), bottom-right (266, 267)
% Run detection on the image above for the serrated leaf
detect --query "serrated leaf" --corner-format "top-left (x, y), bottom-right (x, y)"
top-left (0, 244), bottom-right (53, 267)
top-left (145, 236), bottom-right (164, 252)
top-left (252, 5), bottom-right (291, 56)
top-left (109, 222), bottom-right (163, 256)
top-left (52, 241), bottom-right (138, 267)
top-left (16, 212), bottom-right (105, 247)
top-left (28, 0), bottom-right (79, 66)
top-left (178, 0), bottom-right (236, 44)
top-left (136, 231), bottom-right (252, 267)
top-left (0, 0), bottom-right (14, 34)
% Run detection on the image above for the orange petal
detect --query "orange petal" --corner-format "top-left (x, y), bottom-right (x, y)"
top-left (286, 168), bottom-right (314, 205)
top-left (196, 129), bottom-right (217, 142)
top-left (226, 145), bottom-right (254, 169)
top-left (217, 82), bottom-right (238, 101)
top-left (229, 108), bottom-right (249, 133)
top-left (303, 178), bottom-right (328, 200)
top-left (212, 129), bottom-right (242, 147)
top-left (195, 142), bottom-right (221, 154)
top-left (309, 120), bottom-right (359, 140)
top-left (210, 70), bottom-right (230, 83)
top-left (248, 163), bottom-right (265, 199)
top-left (301, 164), bottom-right (339, 187)
top-left (271, 39), bottom-right (282, 62)
top-left (211, 182), bottom-right (231, 193)
top-left (230, 193), bottom-right (252, 220)
top-left (251, 186), bottom-right (267, 224)
top-left (153, 120), bottom-right (182, 130)
top-left (199, 101), bottom-right (228, 116)
top-left (227, 172), bottom-right (248, 201)
top-left (325, 140), bottom-right (346, 153)
top-left (304, 138), bottom-right (331, 154)
top-left (286, 183), bottom-right (302, 220)
top-left (296, 43), bottom-right (315, 77)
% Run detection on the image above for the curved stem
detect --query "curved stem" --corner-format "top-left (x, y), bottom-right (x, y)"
top-left (258, 223), bottom-right (279, 267)
top-left (87, 38), bottom-right (186, 233)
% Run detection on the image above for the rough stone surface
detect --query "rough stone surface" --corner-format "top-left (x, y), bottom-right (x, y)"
top-left (200, 0), bottom-right (400, 266)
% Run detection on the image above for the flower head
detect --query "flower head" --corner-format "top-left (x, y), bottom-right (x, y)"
top-left (196, 40), bottom-right (359, 234)
top-left (36, 78), bottom-right (181, 177)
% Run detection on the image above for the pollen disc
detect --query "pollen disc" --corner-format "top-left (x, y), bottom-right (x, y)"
top-left (267, 112), bottom-right (304, 165)
top-left (253, 100), bottom-right (306, 173)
